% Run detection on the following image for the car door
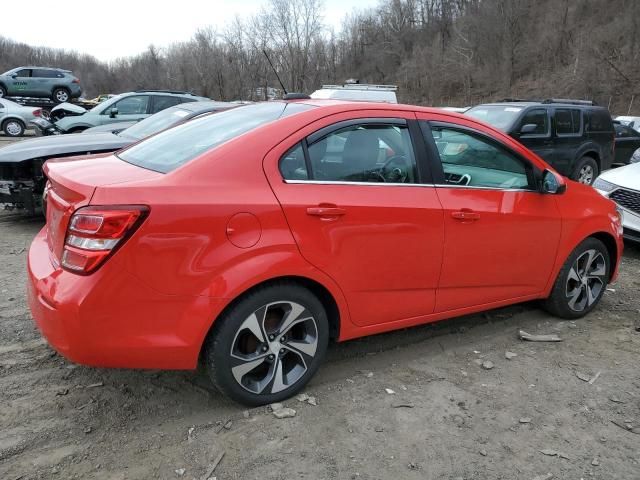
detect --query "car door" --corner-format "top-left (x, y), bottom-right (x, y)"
top-left (514, 107), bottom-right (554, 164)
top-left (30, 69), bottom-right (52, 97)
top-left (550, 107), bottom-right (582, 176)
top-left (8, 69), bottom-right (32, 96)
top-left (266, 113), bottom-right (445, 327)
top-left (417, 116), bottom-right (562, 313)
top-left (98, 95), bottom-right (150, 125)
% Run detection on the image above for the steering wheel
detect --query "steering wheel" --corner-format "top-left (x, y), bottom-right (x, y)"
top-left (373, 155), bottom-right (410, 183)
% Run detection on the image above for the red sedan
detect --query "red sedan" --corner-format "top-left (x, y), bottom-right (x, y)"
top-left (28, 100), bottom-right (623, 405)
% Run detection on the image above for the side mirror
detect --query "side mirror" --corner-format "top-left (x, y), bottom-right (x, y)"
top-left (520, 123), bottom-right (538, 135)
top-left (109, 107), bottom-right (118, 118)
top-left (541, 169), bottom-right (566, 194)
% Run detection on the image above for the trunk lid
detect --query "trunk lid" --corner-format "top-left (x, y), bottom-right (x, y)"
top-left (44, 154), bottom-right (162, 263)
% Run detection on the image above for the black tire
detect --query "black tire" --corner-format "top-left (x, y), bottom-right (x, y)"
top-left (571, 156), bottom-right (599, 185)
top-left (52, 88), bottom-right (70, 103)
top-left (0, 84), bottom-right (6, 98)
top-left (2, 118), bottom-right (25, 137)
top-left (204, 282), bottom-right (329, 406)
top-left (543, 237), bottom-right (610, 319)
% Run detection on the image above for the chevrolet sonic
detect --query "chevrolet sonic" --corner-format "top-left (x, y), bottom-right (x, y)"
top-left (27, 100), bottom-right (623, 405)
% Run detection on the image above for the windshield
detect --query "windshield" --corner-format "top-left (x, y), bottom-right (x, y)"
top-left (89, 94), bottom-right (122, 113)
top-left (466, 105), bottom-right (524, 131)
top-left (117, 102), bottom-right (314, 173)
top-left (119, 106), bottom-right (194, 140)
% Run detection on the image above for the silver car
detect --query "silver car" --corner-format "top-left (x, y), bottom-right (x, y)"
top-left (0, 98), bottom-right (41, 137)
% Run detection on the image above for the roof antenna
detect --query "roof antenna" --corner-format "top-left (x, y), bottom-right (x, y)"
top-left (263, 49), bottom-right (288, 96)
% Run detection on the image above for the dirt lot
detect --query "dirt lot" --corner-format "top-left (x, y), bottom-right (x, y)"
top-left (0, 135), bottom-right (639, 479)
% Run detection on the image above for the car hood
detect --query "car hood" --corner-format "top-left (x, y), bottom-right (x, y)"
top-left (0, 132), bottom-right (131, 164)
top-left (599, 162), bottom-right (640, 189)
top-left (50, 102), bottom-right (87, 119)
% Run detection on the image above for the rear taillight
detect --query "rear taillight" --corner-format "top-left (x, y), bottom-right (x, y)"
top-left (72, 78), bottom-right (80, 84)
top-left (33, 109), bottom-right (42, 117)
top-left (61, 205), bottom-right (148, 274)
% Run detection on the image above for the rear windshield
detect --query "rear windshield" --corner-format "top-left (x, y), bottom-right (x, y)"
top-left (465, 105), bottom-right (524, 131)
top-left (117, 102), bottom-right (314, 173)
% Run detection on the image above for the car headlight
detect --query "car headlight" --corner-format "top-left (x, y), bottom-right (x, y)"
top-left (631, 148), bottom-right (640, 164)
top-left (592, 177), bottom-right (617, 192)
top-left (615, 205), bottom-right (624, 235)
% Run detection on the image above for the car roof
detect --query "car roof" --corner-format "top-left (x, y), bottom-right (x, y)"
top-left (19, 66), bottom-right (68, 71)
top-left (473, 101), bottom-right (605, 110)
top-left (177, 100), bottom-right (235, 112)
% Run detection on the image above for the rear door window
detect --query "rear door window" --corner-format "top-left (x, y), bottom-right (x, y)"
top-left (32, 69), bottom-right (58, 78)
top-left (108, 95), bottom-right (149, 115)
top-left (304, 123), bottom-right (418, 184)
top-left (555, 109), bottom-right (581, 135)
top-left (151, 96), bottom-right (185, 114)
top-left (588, 110), bottom-right (614, 132)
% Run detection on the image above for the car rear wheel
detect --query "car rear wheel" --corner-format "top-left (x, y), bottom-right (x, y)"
top-left (543, 237), bottom-right (610, 319)
top-left (0, 85), bottom-right (6, 98)
top-left (572, 156), bottom-right (599, 185)
top-left (204, 282), bottom-right (329, 406)
top-left (2, 119), bottom-right (25, 137)
top-left (52, 88), bottom-right (70, 103)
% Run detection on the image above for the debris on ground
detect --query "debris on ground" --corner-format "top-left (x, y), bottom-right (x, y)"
top-left (307, 396), bottom-right (318, 406)
top-left (532, 474), bottom-right (553, 480)
top-left (295, 393), bottom-right (309, 402)
top-left (592, 457), bottom-right (600, 466)
top-left (519, 330), bottom-right (563, 342)
top-left (481, 360), bottom-right (494, 370)
top-left (385, 388), bottom-right (396, 395)
top-left (479, 449), bottom-right (488, 456)
top-left (85, 382), bottom-right (104, 389)
top-left (576, 372), bottom-right (591, 382)
top-left (540, 449), bottom-right (570, 459)
top-left (505, 351), bottom-right (518, 360)
top-left (175, 468), bottom-right (186, 476)
top-left (519, 417), bottom-right (532, 424)
top-left (391, 403), bottom-right (414, 409)
top-left (271, 403), bottom-right (296, 419)
top-left (611, 420), bottom-right (640, 434)
top-left (588, 371), bottom-right (601, 385)
top-left (201, 451), bottom-right (225, 480)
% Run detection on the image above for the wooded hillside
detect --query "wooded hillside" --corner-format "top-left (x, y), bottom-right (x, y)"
top-left (1, 0), bottom-right (638, 113)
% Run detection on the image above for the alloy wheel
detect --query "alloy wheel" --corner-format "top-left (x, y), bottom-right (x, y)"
top-left (5, 121), bottom-right (22, 136)
top-left (565, 249), bottom-right (606, 312)
top-left (55, 90), bottom-right (69, 102)
top-left (229, 301), bottom-right (319, 395)
top-left (578, 165), bottom-right (594, 185)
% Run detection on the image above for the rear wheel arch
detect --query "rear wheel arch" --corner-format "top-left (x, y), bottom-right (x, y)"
top-left (199, 275), bottom-right (341, 361)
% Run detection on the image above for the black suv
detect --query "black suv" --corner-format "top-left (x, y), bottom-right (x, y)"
top-left (466, 99), bottom-right (615, 185)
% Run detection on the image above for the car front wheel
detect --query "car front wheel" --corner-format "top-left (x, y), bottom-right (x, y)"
top-left (543, 237), bottom-right (610, 319)
top-left (2, 119), bottom-right (25, 137)
top-left (52, 88), bottom-right (70, 103)
top-left (204, 282), bottom-right (329, 406)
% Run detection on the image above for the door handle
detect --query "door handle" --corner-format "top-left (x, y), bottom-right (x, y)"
top-left (306, 206), bottom-right (346, 217)
top-left (451, 209), bottom-right (480, 221)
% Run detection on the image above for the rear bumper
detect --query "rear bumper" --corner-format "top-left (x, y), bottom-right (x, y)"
top-left (27, 227), bottom-right (226, 369)
top-left (69, 85), bottom-right (82, 98)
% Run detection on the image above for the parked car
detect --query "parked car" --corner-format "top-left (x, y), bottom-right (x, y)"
top-left (28, 100), bottom-right (623, 406)
top-left (0, 101), bottom-right (234, 213)
top-left (310, 83), bottom-right (398, 103)
top-left (0, 98), bottom-right (43, 137)
top-left (613, 121), bottom-right (640, 165)
top-left (84, 94), bottom-right (116, 106)
top-left (615, 115), bottom-right (640, 132)
top-left (51, 90), bottom-right (208, 133)
top-left (594, 163), bottom-right (640, 242)
top-left (0, 67), bottom-right (82, 103)
top-left (466, 99), bottom-right (615, 185)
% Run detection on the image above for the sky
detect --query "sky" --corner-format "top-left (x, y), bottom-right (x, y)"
top-left (2, 0), bottom-right (370, 62)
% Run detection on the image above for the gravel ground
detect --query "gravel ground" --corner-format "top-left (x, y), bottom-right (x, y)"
top-left (0, 136), bottom-right (638, 479)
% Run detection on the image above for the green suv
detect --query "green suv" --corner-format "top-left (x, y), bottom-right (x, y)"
top-left (52, 90), bottom-right (209, 133)
top-left (0, 66), bottom-right (82, 103)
